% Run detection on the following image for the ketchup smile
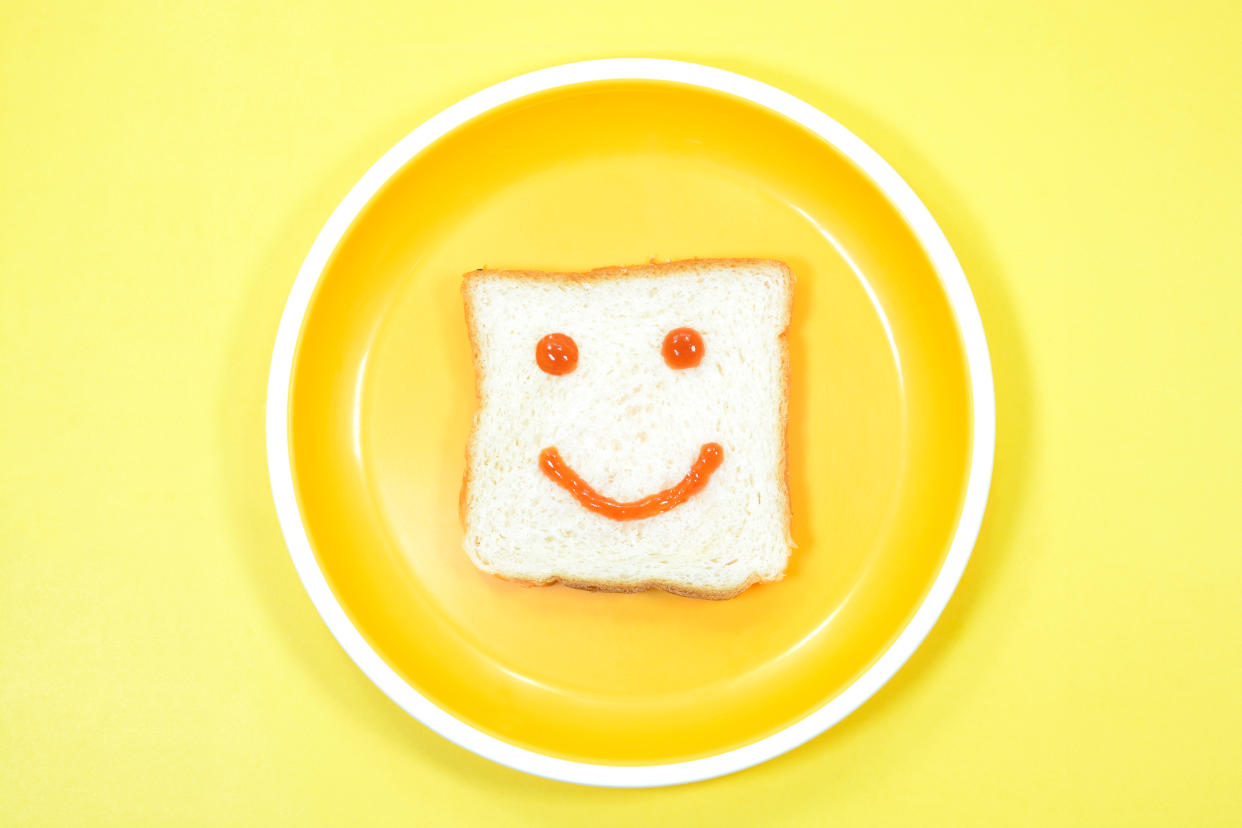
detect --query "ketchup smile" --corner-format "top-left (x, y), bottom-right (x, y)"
top-left (538, 443), bottom-right (724, 521)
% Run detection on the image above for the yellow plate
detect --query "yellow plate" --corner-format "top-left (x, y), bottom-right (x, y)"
top-left (266, 59), bottom-right (993, 786)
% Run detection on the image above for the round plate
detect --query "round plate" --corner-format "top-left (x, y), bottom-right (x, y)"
top-left (266, 59), bottom-right (994, 787)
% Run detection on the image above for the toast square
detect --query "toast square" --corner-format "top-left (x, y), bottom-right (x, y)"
top-left (461, 259), bottom-right (793, 599)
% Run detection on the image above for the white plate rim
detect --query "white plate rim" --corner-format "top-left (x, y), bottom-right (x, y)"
top-left (265, 57), bottom-right (995, 788)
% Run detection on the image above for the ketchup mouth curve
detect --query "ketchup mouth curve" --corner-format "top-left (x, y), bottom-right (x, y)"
top-left (538, 443), bottom-right (724, 522)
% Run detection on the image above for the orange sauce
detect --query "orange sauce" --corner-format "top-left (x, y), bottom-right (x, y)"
top-left (536, 333), bottom-right (578, 375)
top-left (538, 443), bottom-right (724, 520)
top-left (662, 327), bottom-right (704, 369)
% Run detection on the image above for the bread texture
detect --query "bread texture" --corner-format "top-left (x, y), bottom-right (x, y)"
top-left (461, 259), bottom-right (793, 599)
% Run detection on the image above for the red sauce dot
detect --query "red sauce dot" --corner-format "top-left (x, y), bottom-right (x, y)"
top-left (536, 333), bottom-right (578, 375)
top-left (662, 327), bottom-right (704, 369)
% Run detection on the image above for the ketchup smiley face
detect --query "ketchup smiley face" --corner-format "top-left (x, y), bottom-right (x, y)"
top-left (535, 326), bottom-right (719, 520)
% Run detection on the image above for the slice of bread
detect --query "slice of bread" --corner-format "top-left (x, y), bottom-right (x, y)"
top-left (461, 258), bottom-right (794, 599)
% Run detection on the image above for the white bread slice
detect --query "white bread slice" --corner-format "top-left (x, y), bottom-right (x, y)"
top-left (461, 259), bottom-right (793, 600)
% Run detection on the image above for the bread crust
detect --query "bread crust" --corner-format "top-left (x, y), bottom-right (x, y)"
top-left (462, 257), bottom-right (789, 288)
top-left (460, 258), bottom-right (794, 600)
top-left (488, 570), bottom-right (772, 601)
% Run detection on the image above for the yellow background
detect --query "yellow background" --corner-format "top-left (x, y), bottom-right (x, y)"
top-left (2, 0), bottom-right (1239, 824)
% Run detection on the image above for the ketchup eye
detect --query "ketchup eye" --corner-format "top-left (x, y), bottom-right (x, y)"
top-left (662, 327), bottom-right (704, 369)
top-left (536, 333), bottom-right (578, 375)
